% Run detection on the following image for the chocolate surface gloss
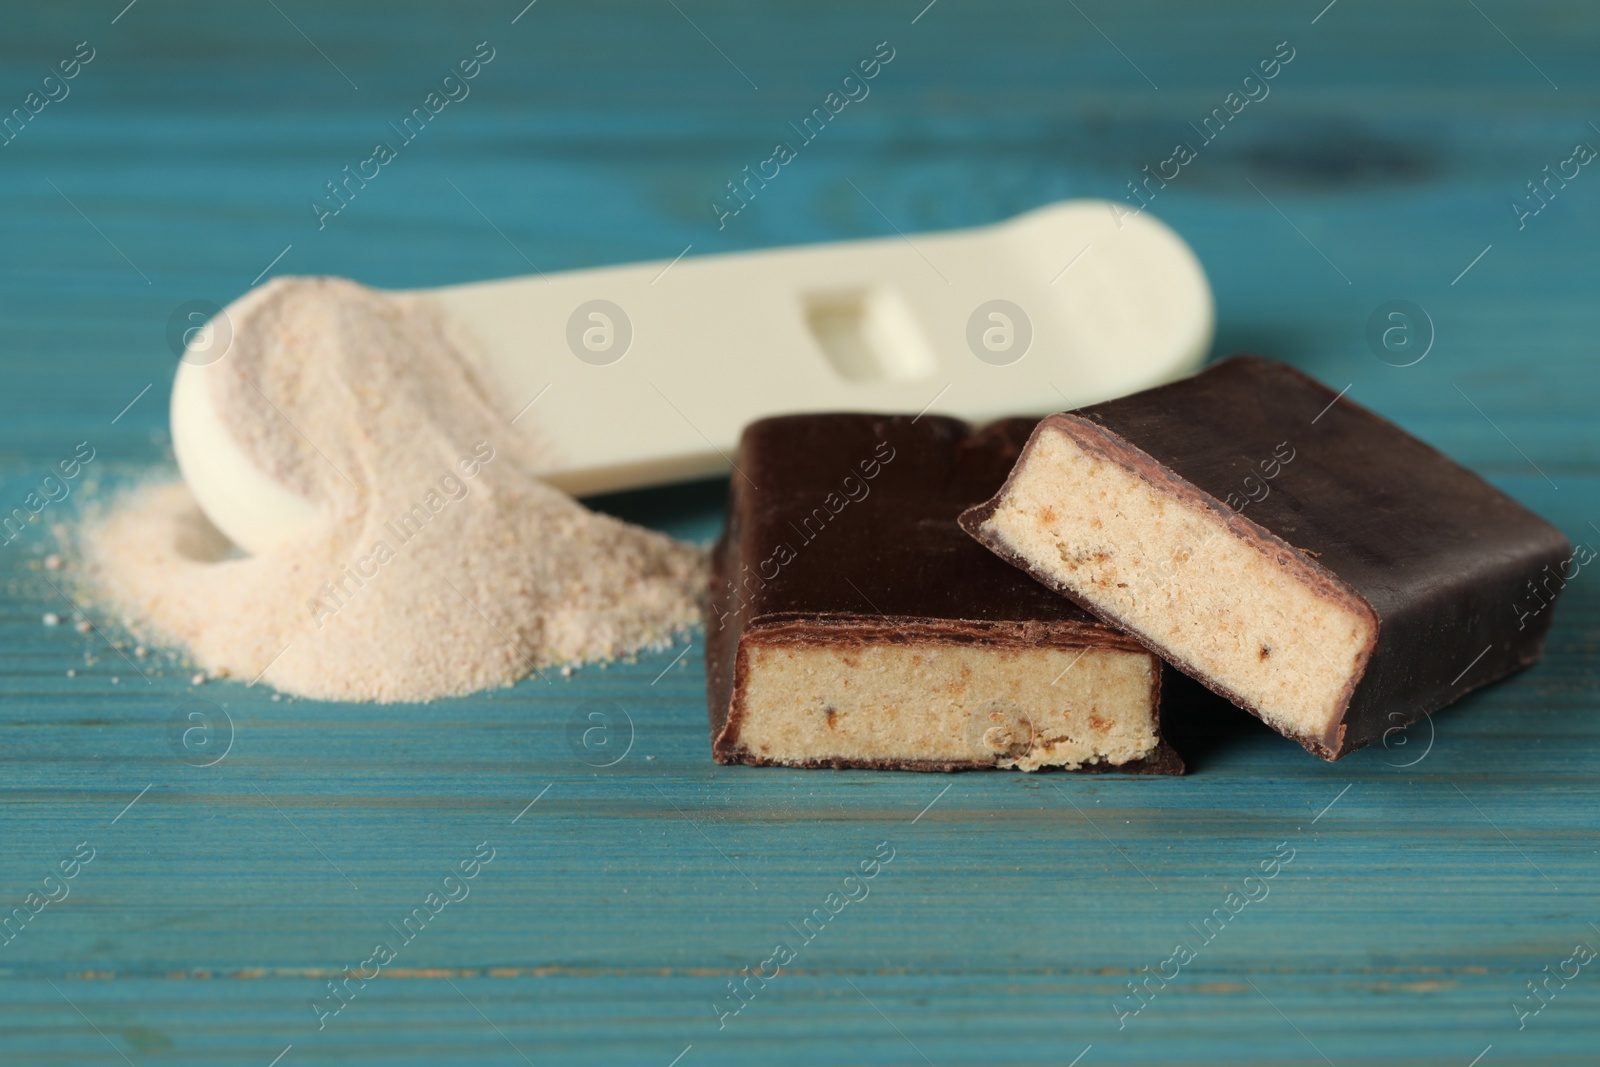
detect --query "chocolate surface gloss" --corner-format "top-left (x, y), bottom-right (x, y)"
top-left (962, 356), bottom-right (1572, 760)
top-left (706, 413), bottom-right (1183, 773)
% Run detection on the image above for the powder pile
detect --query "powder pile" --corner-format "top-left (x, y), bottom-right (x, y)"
top-left (85, 276), bottom-right (706, 702)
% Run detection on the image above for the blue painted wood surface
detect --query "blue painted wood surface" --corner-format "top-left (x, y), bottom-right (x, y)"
top-left (1, 1), bottom-right (1598, 1064)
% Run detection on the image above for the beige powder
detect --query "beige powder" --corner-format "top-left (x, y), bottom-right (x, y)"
top-left (83, 277), bottom-right (706, 702)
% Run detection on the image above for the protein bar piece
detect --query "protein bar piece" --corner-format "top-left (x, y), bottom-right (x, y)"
top-left (961, 356), bottom-right (1572, 761)
top-left (706, 414), bottom-right (1182, 773)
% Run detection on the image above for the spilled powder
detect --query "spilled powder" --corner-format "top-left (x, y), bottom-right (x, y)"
top-left (84, 276), bottom-right (706, 702)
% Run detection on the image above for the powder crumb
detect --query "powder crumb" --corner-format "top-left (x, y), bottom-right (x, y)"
top-left (66, 669), bottom-right (75, 677)
top-left (560, 665), bottom-right (573, 677)
top-left (80, 276), bottom-right (707, 703)
top-left (74, 619), bottom-right (90, 634)
top-left (111, 677), bottom-right (119, 685)
top-left (135, 646), bottom-right (147, 658)
top-left (190, 673), bottom-right (206, 686)
top-left (43, 613), bottom-right (60, 626)
top-left (44, 554), bottom-right (62, 570)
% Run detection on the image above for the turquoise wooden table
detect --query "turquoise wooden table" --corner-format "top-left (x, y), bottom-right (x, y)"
top-left (1, 2), bottom-right (1597, 1064)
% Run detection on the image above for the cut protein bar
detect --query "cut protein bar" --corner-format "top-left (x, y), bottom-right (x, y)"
top-left (706, 414), bottom-right (1183, 773)
top-left (961, 356), bottom-right (1571, 760)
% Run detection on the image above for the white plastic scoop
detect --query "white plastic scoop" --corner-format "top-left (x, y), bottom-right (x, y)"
top-left (172, 199), bottom-right (1212, 555)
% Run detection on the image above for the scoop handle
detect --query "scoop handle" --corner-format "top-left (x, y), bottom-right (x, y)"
top-left (173, 200), bottom-right (1212, 553)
